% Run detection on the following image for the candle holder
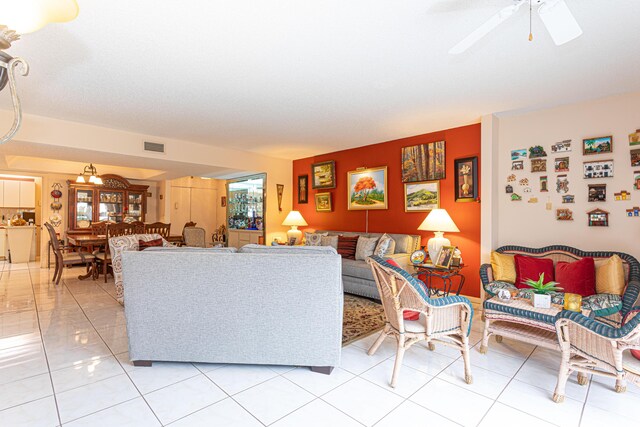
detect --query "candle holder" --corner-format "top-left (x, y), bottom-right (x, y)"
top-left (564, 293), bottom-right (582, 312)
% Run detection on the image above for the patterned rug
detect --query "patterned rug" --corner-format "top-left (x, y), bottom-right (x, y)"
top-left (342, 294), bottom-right (386, 346)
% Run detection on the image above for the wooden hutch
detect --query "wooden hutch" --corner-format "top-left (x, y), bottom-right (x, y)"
top-left (67, 174), bottom-right (148, 234)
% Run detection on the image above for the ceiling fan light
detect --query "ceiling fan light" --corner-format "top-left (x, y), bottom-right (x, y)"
top-left (538, 0), bottom-right (583, 46)
top-left (1, 0), bottom-right (79, 35)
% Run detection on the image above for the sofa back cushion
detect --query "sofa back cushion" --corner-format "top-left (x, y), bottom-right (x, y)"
top-left (316, 230), bottom-right (420, 254)
top-left (555, 257), bottom-right (596, 297)
top-left (514, 255), bottom-right (555, 289)
top-left (238, 244), bottom-right (337, 255)
top-left (595, 255), bottom-right (626, 295)
top-left (337, 235), bottom-right (359, 259)
top-left (491, 252), bottom-right (516, 284)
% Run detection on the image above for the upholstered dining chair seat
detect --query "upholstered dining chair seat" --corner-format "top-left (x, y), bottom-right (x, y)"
top-left (94, 252), bottom-right (110, 261)
top-left (62, 252), bottom-right (96, 263)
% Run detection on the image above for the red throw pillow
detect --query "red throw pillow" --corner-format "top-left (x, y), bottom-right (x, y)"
top-left (623, 310), bottom-right (640, 360)
top-left (386, 259), bottom-right (420, 320)
top-left (337, 235), bottom-right (358, 260)
top-left (138, 238), bottom-right (163, 251)
top-left (514, 255), bottom-right (555, 289)
top-left (555, 258), bottom-right (596, 297)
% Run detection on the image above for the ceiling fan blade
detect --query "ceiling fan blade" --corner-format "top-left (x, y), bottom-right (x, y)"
top-left (449, 1), bottom-right (525, 55)
top-left (538, 0), bottom-right (583, 45)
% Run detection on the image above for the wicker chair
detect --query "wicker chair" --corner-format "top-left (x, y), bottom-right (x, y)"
top-left (144, 222), bottom-right (171, 238)
top-left (553, 303), bottom-right (640, 402)
top-left (183, 226), bottom-right (206, 247)
top-left (366, 256), bottom-right (474, 388)
top-left (44, 222), bottom-right (96, 285)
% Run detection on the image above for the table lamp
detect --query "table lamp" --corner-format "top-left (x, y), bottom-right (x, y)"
top-left (282, 210), bottom-right (308, 244)
top-left (417, 209), bottom-right (460, 263)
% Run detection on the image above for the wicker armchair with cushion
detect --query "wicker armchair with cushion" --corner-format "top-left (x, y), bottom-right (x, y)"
top-left (366, 256), bottom-right (473, 388)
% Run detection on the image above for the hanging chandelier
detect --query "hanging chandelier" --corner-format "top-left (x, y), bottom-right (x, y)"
top-left (76, 163), bottom-right (103, 185)
top-left (0, 0), bottom-right (79, 144)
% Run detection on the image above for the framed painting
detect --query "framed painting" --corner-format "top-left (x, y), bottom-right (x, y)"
top-left (311, 160), bottom-right (336, 189)
top-left (583, 159), bottom-right (614, 179)
top-left (583, 136), bottom-right (612, 155)
top-left (401, 141), bottom-right (445, 182)
top-left (315, 192), bottom-right (332, 212)
top-left (347, 166), bottom-right (388, 210)
top-left (297, 174), bottom-right (308, 204)
top-left (454, 157), bottom-right (478, 202)
top-left (404, 181), bottom-right (439, 212)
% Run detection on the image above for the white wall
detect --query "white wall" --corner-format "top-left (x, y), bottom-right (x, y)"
top-left (490, 91), bottom-right (640, 259)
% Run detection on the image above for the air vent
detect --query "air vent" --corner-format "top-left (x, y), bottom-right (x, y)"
top-left (144, 141), bottom-right (165, 153)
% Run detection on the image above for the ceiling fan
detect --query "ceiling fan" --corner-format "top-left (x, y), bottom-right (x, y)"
top-left (449, 0), bottom-right (582, 55)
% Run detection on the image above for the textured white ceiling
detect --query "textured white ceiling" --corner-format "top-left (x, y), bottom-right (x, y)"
top-left (2, 0), bottom-right (639, 160)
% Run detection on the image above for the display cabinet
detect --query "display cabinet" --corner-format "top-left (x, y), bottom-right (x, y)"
top-left (67, 174), bottom-right (148, 233)
top-left (227, 174), bottom-right (266, 246)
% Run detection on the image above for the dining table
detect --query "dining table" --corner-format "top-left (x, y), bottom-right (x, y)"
top-left (66, 233), bottom-right (185, 280)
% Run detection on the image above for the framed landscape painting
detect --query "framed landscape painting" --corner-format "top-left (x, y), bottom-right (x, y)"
top-left (347, 166), bottom-right (388, 210)
top-left (401, 141), bottom-right (445, 182)
top-left (404, 181), bottom-right (439, 212)
top-left (583, 136), bottom-right (612, 155)
top-left (315, 192), bottom-right (332, 212)
top-left (311, 160), bottom-right (336, 189)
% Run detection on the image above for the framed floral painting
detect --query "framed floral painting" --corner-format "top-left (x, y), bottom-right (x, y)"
top-left (347, 166), bottom-right (388, 210)
top-left (454, 157), bottom-right (478, 202)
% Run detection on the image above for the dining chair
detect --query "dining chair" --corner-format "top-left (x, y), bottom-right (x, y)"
top-left (97, 223), bottom-right (138, 282)
top-left (45, 222), bottom-right (96, 285)
top-left (131, 221), bottom-right (145, 234)
top-left (144, 222), bottom-right (171, 238)
top-left (183, 227), bottom-right (206, 247)
top-left (366, 255), bottom-right (474, 388)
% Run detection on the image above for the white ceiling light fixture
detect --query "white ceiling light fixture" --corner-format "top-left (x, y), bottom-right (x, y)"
top-left (0, 0), bottom-right (79, 144)
top-left (449, 0), bottom-right (582, 55)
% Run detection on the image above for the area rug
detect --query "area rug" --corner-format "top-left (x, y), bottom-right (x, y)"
top-left (342, 294), bottom-right (386, 346)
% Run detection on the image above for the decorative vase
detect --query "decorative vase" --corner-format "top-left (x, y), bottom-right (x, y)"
top-left (533, 293), bottom-right (551, 309)
top-left (461, 175), bottom-right (471, 196)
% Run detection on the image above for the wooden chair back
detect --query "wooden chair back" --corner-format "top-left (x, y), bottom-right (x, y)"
top-left (131, 221), bottom-right (145, 234)
top-left (145, 222), bottom-right (171, 238)
top-left (107, 223), bottom-right (137, 239)
top-left (91, 221), bottom-right (114, 236)
top-left (44, 222), bottom-right (62, 254)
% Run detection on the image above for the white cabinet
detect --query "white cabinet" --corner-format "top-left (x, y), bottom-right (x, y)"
top-left (227, 229), bottom-right (261, 248)
top-left (0, 229), bottom-right (7, 259)
top-left (170, 186), bottom-right (217, 239)
top-left (19, 181), bottom-right (36, 208)
top-left (3, 180), bottom-right (20, 207)
top-left (0, 180), bottom-right (36, 208)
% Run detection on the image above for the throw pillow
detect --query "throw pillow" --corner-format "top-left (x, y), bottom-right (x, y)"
top-left (337, 235), bottom-right (359, 260)
top-left (374, 233), bottom-right (396, 256)
top-left (138, 238), bottom-right (163, 251)
top-left (514, 255), bottom-right (555, 289)
top-left (321, 235), bottom-right (338, 249)
top-left (355, 236), bottom-right (380, 261)
top-left (555, 257), bottom-right (596, 297)
top-left (595, 255), bottom-right (626, 295)
top-left (490, 252), bottom-right (516, 284)
top-left (304, 232), bottom-right (327, 246)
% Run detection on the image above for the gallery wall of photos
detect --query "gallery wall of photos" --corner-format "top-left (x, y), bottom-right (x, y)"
top-left (505, 129), bottom-right (640, 227)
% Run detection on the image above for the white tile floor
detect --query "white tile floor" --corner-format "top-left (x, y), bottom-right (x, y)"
top-left (1, 261), bottom-right (638, 426)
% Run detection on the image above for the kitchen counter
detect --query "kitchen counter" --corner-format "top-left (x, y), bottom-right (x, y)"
top-left (6, 226), bottom-right (36, 263)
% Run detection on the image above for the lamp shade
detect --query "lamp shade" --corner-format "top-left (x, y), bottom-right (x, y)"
top-left (1, 0), bottom-right (79, 35)
top-left (282, 211), bottom-right (308, 227)
top-left (417, 209), bottom-right (460, 233)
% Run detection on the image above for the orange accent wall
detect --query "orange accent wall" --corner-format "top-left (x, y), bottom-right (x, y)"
top-left (292, 123), bottom-right (482, 298)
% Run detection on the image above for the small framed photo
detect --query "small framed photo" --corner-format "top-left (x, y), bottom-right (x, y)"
top-left (531, 158), bottom-right (546, 173)
top-left (297, 175), bottom-right (309, 204)
top-left (583, 136), bottom-right (612, 155)
top-left (311, 160), bottom-right (336, 189)
top-left (435, 245), bottom-right (456, 269)
top-left (554, 157), bottom-right (569, 172)
top-left (404, 181), bottom-right (439, 212)
top-left (511, 149), bottom-right (527, 161)
top-left (588, 184), bottom-right (607, 202)
top-left (454, 157), bottom-right (478, 202)
top-left (288, 236), bottom-right (298, 246)
top-left (584, 159), bottom-right (614, 179)
top-left (315, 192), bottom-right (332, 212)
top-left (511, 160), bottom-right (523, 170)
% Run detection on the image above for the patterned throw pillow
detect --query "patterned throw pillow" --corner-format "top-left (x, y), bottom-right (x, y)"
top-left (337, 235), bottom-right (359, 260)
top-left (138, 238), bottom-right (163, 251)
top-left (374, 233), bottom-right (396, 256)
top-left (355, 236), bottom-right (380, 261)
top-left (321, 235), bottom-right (339, 249)
top-left (304, 232), bottom-right (327, 246)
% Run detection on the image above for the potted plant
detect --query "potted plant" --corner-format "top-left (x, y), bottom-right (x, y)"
top-left (523, 273), bottom-right (562, 309)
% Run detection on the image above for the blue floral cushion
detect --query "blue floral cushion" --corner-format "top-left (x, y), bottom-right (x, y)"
top-left (484, 281), bottom-right (518, 296)
top-left (514, 289), bottom-right (622, 316)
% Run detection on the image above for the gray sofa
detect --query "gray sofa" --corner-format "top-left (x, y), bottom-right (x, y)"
top-left (120, 244), bottom-right (343, 373)
top-left (316, 230), bottom-right (421, 300)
